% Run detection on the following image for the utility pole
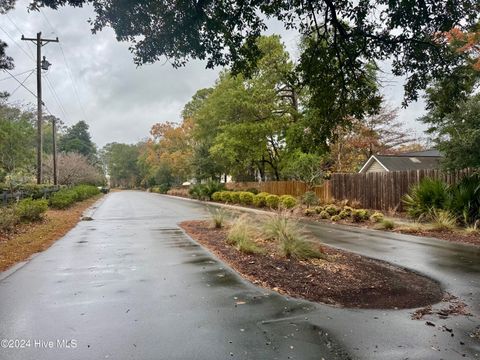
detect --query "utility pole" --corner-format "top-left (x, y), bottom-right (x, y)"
top-left (52, 118), bottom-right (58, 185)
top-left (21, 32), bottom-right (59, 184)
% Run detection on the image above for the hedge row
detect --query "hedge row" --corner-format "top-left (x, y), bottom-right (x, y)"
top-left (49, 185), bottom-right (101, 209)
top-left (211, 191), bottom-right (297, 209)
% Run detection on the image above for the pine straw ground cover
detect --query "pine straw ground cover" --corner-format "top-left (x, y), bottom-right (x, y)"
top-left (180, 220), bottom-right (444, 309)
top-left (0, 195), bottom-right (103, 272)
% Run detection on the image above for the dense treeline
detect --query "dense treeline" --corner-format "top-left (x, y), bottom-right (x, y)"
top-left (102, 36), bottom-right (427, 189)
top-left (0, 97), bottom-right (104, 188)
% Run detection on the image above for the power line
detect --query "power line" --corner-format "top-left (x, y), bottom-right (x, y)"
top-left (40, 9), bottom-right (89, 122)
top-left (10, 69), bottom-right (35, 96)
top-left (0, 69), bottom-right (35, 82)
top-left (5, 14), bottom-right (36, 60)
top-left (0, 25), bottom-right (35, 62)
top-left (2, 69), bottom-right (38, 99)
top-left (43, 74), bottom-right (70, 123)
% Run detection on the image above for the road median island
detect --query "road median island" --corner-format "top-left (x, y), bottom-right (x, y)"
top-left (0, 194), bottom-right (103, 272)
top-left (180, 219), bottom-right (444, 309)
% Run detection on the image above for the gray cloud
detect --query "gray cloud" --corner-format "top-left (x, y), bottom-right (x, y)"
top-left (1, 0), bottom-right (427, 148)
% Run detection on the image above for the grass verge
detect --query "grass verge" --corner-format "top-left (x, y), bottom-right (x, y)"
top-left (0, 195), bottom-right (103, 272)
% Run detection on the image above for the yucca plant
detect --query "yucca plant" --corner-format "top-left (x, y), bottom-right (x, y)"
top-left (403, 178), bottom-right (449, 220)
top-left (446, 173), bottom-right (480, 226)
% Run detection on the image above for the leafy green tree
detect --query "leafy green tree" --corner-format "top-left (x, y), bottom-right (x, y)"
top-left (100, 142), bottom-right (140, 187)
top-left (282, 151), bottom-right (326, 190)
top-left (0, 102), bottom-right (35, 178)
top-left (59, 120), bottom-right (96, 160)
top-left (33, 0), bottom-right (479, 106)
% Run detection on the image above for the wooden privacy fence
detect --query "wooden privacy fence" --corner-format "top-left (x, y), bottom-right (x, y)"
top-left (329, 168), bottom-right (476, 211)
top-left (226, 168), bottom-right (476, 212)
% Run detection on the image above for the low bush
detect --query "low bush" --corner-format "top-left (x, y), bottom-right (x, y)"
top-left (239, 192), bottom-right (254, 205)
top-left (151, 184), bottom-right (170, 194)
top-left (266, 194), bottom-right (280, 209)
top-left (301, 191), bottom-right (319, 207)
top-left (304, 208), bottom-right (316, 216)
top-left (245, 187), bottom-right (259, 195)
top-left (0, 207), bottom-right (19, 232)
top-left (49, 189), bottom-right (78, 209)
top-left (15, 198), bottom-right (48, 222)
top-left (369, 211), bottom-right (385, 223)
top-left (279, 195), bottom-right (297, 209)
top-left (314, 206), bottom-right (324, 214)
top-left (325, 204), bottom-right (340, 216)
top-left (230, 191), bottom-right (241, 204)
top-left (220, 191), bottom-right (233, 202)
top-left (74, 185), bottom-right (100, 201)
top-left (330, 215), bottom-right (341, 222)
top-left (211, 191), bottom-right (223, 202)
top-left (319, 210), bottom-right (329, 219)
top-left (253, 192), bottom-right (269, 207)
top-left (338, 210), bottom-right (350, 219)
top-left (352, 209), bottom-right (370, 222)
top-left (342, 206), bottom-right (354, 215)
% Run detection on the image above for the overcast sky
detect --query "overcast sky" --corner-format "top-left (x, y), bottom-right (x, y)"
top-left (1, 0), bottom-right (427, 148)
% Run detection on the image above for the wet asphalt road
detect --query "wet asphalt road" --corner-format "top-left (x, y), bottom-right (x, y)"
top-left (0, 191), bottom-right (479, 360)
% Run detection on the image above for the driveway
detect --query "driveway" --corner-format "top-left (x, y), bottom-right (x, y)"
top-left (0, 191), bottom-right (478, 359)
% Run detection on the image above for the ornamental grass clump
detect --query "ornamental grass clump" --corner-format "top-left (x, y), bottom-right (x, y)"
top-left (227, 216), bottom-right (263, 254)
top-left (430, 209), bottom-right (457, 231)
top-left (209, 207), bottom-right (227, 229)
top-left (262, 212), bottom-right (323, 260)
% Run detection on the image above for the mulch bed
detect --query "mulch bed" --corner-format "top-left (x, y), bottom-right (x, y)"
top-left (180, 220), bottom-right (444, 309)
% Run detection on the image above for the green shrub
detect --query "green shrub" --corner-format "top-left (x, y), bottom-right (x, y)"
top-left (301, 191), bottom-right (318, 207)
top-left (220, 191), bottom-right (232, 202)
top-left (338, 210), bottom-right (350, 219)
top-left (369, 211), bottom-right (384, 223)
top-left (49, 189), bottom-right (78, 209)
top-left (352, 209), bottom-right (370, 222)
top-left (342, 206), bottom-right (354, 215)
top-left (266, 194), bottom-right (280, 209)
top-left (211, 191), bottom-right (223, 201)
top-left (0, 207), bottom-right (19, 232)
top-left (155, 184), bottom-right (171, 194)
top-left (190, 181), bottom-right (225, 200)
top-left (304, 208), bottom-right (316, 216)
top-left (446, 173), bottom-right (480, 226)
top-left (245, 187), bottom-right (259, 195)
top-left (279, 195), bottom-right (297, 209)
top-left (325, 204), bottom-right (340, 216)
top-left (319, 210), bottom-right (329, 219)
top-left (239, 192), bottom-right (254, 205)
top-left (403, 178), bottom-right (449, 219)
top-left (314, 206), bottom-right (324, 214)
top-left (376, 219), bottom-right (395, 230)
top-left (330, 215), bottom-right (341, 222)
top-left (253, 192), bottom-right (269, 207)
top-left (73, 185), bottom-right (100, 200)
top-left (230, 191), bottom-right (241, 204)
top-left (15, 198), bottom-right (48, 221)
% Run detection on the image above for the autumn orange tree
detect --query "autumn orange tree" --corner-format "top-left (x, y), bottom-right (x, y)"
top-left (142, 119), bottom-right (194, 186)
